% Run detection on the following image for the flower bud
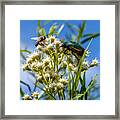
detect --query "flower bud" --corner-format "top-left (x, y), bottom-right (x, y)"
top-left (22, 94), bottom-right (32, 100)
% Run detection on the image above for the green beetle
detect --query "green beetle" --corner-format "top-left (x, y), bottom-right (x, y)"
top-left (61, 41), bottom-right (85, 59)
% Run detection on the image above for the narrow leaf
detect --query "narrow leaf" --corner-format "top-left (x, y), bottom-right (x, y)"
top-left (49, 24), bottom-right (58, 36)
top-left (73, 94), bottom-right (83, 100)
top-left (81, 33), bottom-right (100, 44)
top-left (20, 87), bottom-right (25, 97)
top-left (77, 20), bottom-right (86, 42)
top-left (20, 80), bottom-right (31, 93)
top-left (39, 28), bottom-right (46, 36)
top-left (20, 49), bottom-right (32, 54)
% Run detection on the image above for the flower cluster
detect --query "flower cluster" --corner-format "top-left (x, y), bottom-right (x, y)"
top-left (81, 58), bottom-right (99, 71)
top-left (22, 34), bottom-right (99, 100)
top-left (22, 35), bottom-right (69, 96)
top-left (44, 78), bottom-right (68, 93)
top-left (22, 91), bottom-right (40, 100)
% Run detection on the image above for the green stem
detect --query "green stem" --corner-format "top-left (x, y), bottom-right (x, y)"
top-left (58, 91), bottom-right (61, 100)
top-left (68, 70), bottom-right (71, 100)
top-left (36, 84), bottom-right (56, 100)
top-left (63, 90), bottom-right (65, 100)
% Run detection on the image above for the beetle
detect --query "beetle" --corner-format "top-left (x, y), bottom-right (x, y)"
top-left (61, 41), bottom-right (85, 59)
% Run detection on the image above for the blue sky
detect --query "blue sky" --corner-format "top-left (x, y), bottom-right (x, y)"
top-left (20, 20), bottom-right (100, 99)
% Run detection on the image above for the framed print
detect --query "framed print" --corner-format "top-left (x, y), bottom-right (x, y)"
top-left (0, 0), bottom-right (119, 119)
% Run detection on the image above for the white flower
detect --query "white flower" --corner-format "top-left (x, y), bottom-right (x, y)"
top-left (43, 57), bottom-right (50, 66)
top-left (82, 60), bottom-right (89, 70)
top-left (84, 50), bottom-right (91, 57)
top-left (31, 62), bottom-right (43, 72)
top-left (43, 47), bottom-right (49, 54)
top-left (31, 62), bottom-right (37, 68)
top-left (49, 83), bottom-right (56, 89)
top-left (22, 94), bottom-right (32, 100)
top-left (90, 58), bottom-right (99, 66)
top-left (29, 52), bottom-right (40, 60)
top-left (53, 40), bottom-right (61, 46)
top-left (59, 78), bottom-right (68, 85)
top-left (49, 36), bottom-right (56, 43)
top-left (73, 67), bottom-right (78, 72)
top-left (36, 45), bottom-right (42, 50)
top-left (44, 73), bottom-right (50, 80)
top-left (22, 63), bottom-right (30, 71)
top-left (37, 62), bottom-right (43, 70)
top-left (47, 44), bottom-right (54, 50)
top-left (56, 82), bottom-right (64, 90)
top-left (32, 91), bottom-right (40, 99)
top-left (26, 57), bottom-right (33, 64)
top-left (37, 75), bottom-right (43, 82)
top-left (68, 63), bottom-right (74, 71)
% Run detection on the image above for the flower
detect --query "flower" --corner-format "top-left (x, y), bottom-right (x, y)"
top-left (59, 78), bottom-right (68, 85)
top-left (53, 73), bottom-right (60, 81)
top-left (47, 44), bottom-right (54, 51)
top-left (32, 91), bottom-right (40, 99)
top-left (90, 58), bottom-right (99, 67)
top-left (84, 50), bottom-right (91, 57)
top-left (53, 40), bottom-right (61, 47)
top-left (22, 94), bottom-right (32, 100)
top-left (43, 57), bottom-right (50, 66)
top-left (82, 60), bottom-right (89, 70)
top-left (49, 36), bottom-right (56, 43)
top-left (59, 47), bottom-right (64, 53)
top-left (49, 83), bottom-right (56, 89)
top-left (29, 52), bottom-right (40, 60)
top-left (31, 62), bottom-right (43, 72)
top-left (56, 82), bottom-right (64, 90)
top-left (43, 47), bottom-right (49, 54)
top-left (68, 63), bottom-right (74, 71)
top-left (36, 62), bottom-right (43, 70)
top-left (26, 52), bottom-right (40, 63)
top-left (36, 45), bottom-right (43, 51)
top-left (26, 57), bottom-right (33, 64)
top-left (22, 63), bottom-right (30, 71)
top-left (37, 75), bottom-right (43, 82)
top-left (44, 73), bottom-right (50, 80)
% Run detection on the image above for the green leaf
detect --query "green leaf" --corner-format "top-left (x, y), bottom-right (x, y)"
top-left (20, 49), bottom-right (32, 54)
top-left (73, 94), bottom-right (83, 100)
top-left (37, 20), bottom-right (46, 36)
top-left (66, 22), bottom-right (78, 35)
top-left (82, 33), bottom-right (93, 37)
top-left (81, 33), bottom-right (100, 44)
top-left (83, 72), bottom-right (86, 87)
top-left (77, 20), bottom-right (86, 42)
top-left (20, 87), bottom-right (25, 97)
top-left (49, 24), bottom-right (58, 36)
top-left (20, 80), bottom-right (31, 93)
top-left (87, 75), bottom-right (98, 92)
top-left (39, 28), bottom-right (46, 36)
top-left (38, 20), bottom-right (41, 28)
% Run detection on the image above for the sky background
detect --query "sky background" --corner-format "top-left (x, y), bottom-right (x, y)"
top-left (20, 20), bottom-right (100, 100)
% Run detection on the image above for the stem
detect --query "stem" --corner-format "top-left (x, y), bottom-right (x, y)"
top-left (58, 91), bottom-right (61, 100)
top-left (63, 90), bottom-right (65, 100)
top-left (68, 70), bottom-right (71, 100)
top-left (36, 84), bottom-right (56, 100)
top-left (20, 80), bottom-right (31, 94)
